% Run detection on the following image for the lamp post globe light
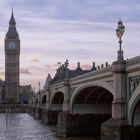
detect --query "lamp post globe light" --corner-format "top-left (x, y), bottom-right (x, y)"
top-left (116, 19), bottom-right (125, 61)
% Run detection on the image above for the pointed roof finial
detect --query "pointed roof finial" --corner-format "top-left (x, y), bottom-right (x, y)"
top-left (6, 7), bottom-right (19, 38)
top-left (12, 7), bottom-right (13, 14)
top-left (9, 7), bottom-right (16, 27)
top-left (12, 0), bottom-right (14, 12)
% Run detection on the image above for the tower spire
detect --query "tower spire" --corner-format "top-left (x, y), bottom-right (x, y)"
top-left (6, 8), bottom-right (19, 39)
top-left (9, 7), bottom-right (16, 28)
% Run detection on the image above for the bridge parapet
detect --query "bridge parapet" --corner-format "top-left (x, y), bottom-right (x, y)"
top-left (70, 65), bottom-right (112, 84)
top-left (49, 65), bottom-right (113, 96)
top-left (50, 81), bottom-right (64, 92)
top-left (49, 55), bottom-right (140, 90)
top-left (126, 55), bottom-right (140, 66)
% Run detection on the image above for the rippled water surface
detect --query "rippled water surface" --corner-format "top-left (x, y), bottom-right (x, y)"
top-left (0, 113), bottom-right (99, 140)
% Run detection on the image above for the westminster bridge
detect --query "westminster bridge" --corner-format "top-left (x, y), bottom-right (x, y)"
top-left (28, 54), bottom-right (140, 140)
top-left (27, 21), bottom-right (140, 140)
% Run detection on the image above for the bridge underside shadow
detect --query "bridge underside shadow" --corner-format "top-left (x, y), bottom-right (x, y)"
top-left (57, 86), bottom-right (113, 137)
top-left (41, 95), bottom-right (46, 105)
top-left (130, 101), bottom-right (140, 139)
top-left (51, 92), bottom-right (63, 111)
top-left (72, 86), bottom-right (113, 114)
top-left (43, 92), bottom-right (64, 125)
top-left (133, 100), bottom-right (140, 126)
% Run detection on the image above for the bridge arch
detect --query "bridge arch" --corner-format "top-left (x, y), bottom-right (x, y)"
top-left (70, 81), bottom-right (114, 113)
top-left (50, 91), bottom-right (64, 111)
top-left (128, 85), bottom-right (140, 125)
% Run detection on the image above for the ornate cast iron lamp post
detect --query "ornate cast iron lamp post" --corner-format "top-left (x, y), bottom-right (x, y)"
top-left (116, 19), bottom-right (125, 61)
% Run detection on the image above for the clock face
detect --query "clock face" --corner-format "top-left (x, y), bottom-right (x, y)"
top-left (8, 42), bottom-right (16, 49)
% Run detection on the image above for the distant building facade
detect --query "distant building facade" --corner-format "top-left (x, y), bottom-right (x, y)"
top-left (50, 61), bottom-right (92, 84)
top-left (19, 85), bottom-right (33, 104)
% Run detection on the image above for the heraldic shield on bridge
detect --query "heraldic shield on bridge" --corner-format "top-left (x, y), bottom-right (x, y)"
top-left (26, 19), bottom-right (140, 140)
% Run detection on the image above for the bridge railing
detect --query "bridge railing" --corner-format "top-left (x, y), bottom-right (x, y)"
top-left (49, 66), bottom-right (113, 90)
top-left (49, 66), bottom-right (113, 91)
top-left (70, 66), bottom-right (112, 83)
top-left (126, 55), bottom-right (140, 66)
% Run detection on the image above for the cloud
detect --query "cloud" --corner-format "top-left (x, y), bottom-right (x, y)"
top-left (6, 0), bottom-right (140, 23)
top-left (44, 64), bottom-right (58, 70)
top-left (31, 59), bottom-right (40, 63)
top-left (20, 68), bottom-right (31, 75)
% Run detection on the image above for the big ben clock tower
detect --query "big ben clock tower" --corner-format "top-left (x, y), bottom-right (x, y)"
top-left (5, 10), bottom-right (20, 103)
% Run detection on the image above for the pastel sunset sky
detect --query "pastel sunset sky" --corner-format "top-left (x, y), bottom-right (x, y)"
top-left (0, 0), bottom-right (140, 90)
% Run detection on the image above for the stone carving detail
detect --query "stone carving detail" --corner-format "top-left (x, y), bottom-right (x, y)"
top-left (107, 80), bottom-right (114, 87)
top-left (129, 76), bottom-right (140, 97)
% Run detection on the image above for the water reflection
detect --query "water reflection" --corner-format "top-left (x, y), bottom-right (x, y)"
top-left (0, 113), bottom-right (99, 140)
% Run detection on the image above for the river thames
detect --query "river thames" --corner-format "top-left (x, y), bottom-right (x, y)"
top-left (0, 113), bottom-right (99, 140)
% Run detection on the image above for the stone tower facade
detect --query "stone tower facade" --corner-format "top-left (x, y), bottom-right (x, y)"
top-left (5, 10), bottom-right (20, 103)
